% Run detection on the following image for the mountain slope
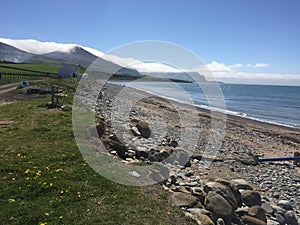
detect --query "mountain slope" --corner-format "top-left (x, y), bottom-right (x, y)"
top-left (41, 46), bottom-right (98, 66)
top-left (0, 42), bottom-right (34, 63)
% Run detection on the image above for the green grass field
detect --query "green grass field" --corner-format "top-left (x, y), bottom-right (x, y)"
top-left (0, 79), bottom-right (193, 225)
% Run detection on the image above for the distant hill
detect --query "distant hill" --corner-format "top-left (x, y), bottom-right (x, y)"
top-left (0, 42), bottom-right (34, 63)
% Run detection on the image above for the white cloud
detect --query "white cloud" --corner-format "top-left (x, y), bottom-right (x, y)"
top-left (229, 63), bottom-right (242, 69)
top-left (246, 63), bottom-right (270, 68)
top-left (0, 37), bottom-right (105, 56)
top-left (195, 61), bottom-right (299, 86)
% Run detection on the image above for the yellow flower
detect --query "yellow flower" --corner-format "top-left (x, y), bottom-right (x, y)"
top-left (45, 212), bottom-right (49, 217)
top-left (39, 222), bottom-right (47, 225)
top-left (55, 168), bottom-right (63, 172)
top-left (36, 171), bottom-right (42, 177)
top-left (12, 177), bottom-right (16, 181)
top-left (59, 216), bottom-right (63, 219)
top-left (77, 192), bottom-right (81, 198)
top-left (43, 182), bottom-right (47, 186)
top-left (17, 153), bottom-right (21, 158)
top-left (25, 169), bottom-right (30, 174)
top-left (49, 182), bottom-right (53, 187)
top-left (8, 198), bottom-right (15, 203)
top-left (60, 190), bottom-right (64, 194)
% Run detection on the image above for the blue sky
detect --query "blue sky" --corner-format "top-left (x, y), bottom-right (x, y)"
top-left (1, 0), bottom-right (300, 84)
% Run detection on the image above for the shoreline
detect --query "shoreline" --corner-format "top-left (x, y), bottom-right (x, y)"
top-left (111, 81), bottom-right (300, 131)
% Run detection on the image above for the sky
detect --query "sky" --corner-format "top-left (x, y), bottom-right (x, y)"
top-left (1, 0), bottom-right (300, 85)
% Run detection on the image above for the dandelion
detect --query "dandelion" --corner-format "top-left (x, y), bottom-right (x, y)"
top-left (17, 153), bottom-right (21, 158)
top-left (36, 171), bottom-right (42, 177)
top-left (25, 169), bottom-right (30, 174)
top-left (39, 222), bottom-right (47, 225)
top-left (8, 198), bottom-right (15, 203)
top-left (55, 168), bottom-right (63, 172)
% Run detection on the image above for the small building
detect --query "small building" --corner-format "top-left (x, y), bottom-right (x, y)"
top-left (58, 66), bottom-right (77, 78)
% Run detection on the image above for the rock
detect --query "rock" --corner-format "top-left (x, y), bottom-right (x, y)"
top-left (169, 140), bottom-right (178, 148)
top-left (241, 190), bottom-right (262, 207)
top-left (108, 140), bottom-right (127, 159)
top-left (136, 121), bottom-right (151, 138)
top-left (216, 218), bottom-right (226, 225)
top-left (275, 214), bottom-right (286, 225)
top-left (191, 187), bottom-right (205, 202)
top-left (87, 123), bottom-right (105, 139)
top-left (151, 150), bottom-right (171, 162)
top-left (135, 150), bottom-right (149, 159)
top-left (170, 149), bottom-right (191, 167)
top-left (188, 208), bottom-right (215, 221)
top-left (195, 213), bottom-right (215, 225)
top-left (241, 215), bottom-right (267, 225)
top-left (236, 206), bottom-right (249, 216)
top-left (261, 202), bottom-right (274, 215)
top-left (248, 206), bottom-right (267, 223)
top-left (204, 181), bottom-right (241, 210)
top-left (168, 192), bottom-right (198, 207)
top-left (231, 179), bottom-right (253, 190)
top-left (266, 220), bottom-right (280, 225)
top-left (149, 165), bottom-right (169, 183)
top-left (277, 200), bottom-right (293, 210)
top-left (271, 204), bottom-right (286, 216)
top-left (204, 191), bottom-right (234, 217)
top-left (240, 155), bottom-right (259, 165)
top-left (284, 210), bottom-right (298, 225)
top-left (129, 171), bottom-right (140, 178)
top-left (130, 126), bottom-right (141, 136)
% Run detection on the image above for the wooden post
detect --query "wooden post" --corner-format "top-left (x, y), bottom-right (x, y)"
top-left (51, 85), bottom-right (55, 108)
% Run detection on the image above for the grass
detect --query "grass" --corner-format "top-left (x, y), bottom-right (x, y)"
top-left (0, 79), bottom-right (194, 225)
top-left (0, 63), bottom-right (86, 74)
top-left (0, 77), bottom-right (45, 85)
top-left (0, 63), bottom-right (62, 74)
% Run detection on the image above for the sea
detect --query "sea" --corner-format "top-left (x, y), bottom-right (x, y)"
top-left (113, 81), bottom-right (300, 129)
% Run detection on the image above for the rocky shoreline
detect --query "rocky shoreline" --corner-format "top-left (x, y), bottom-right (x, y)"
top-left (79, 81), bottom-right (300, 225)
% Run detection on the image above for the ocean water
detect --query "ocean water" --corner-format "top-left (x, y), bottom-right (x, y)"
top-left (113, 81), bottom-right (300, 129)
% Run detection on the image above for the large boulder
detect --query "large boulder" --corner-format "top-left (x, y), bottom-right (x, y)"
top-left (204, 191), bottom-right (233, 217)
top-left (204, 181), bottom-right (241, 210)
top-left (241, 215), bottom-right (267, 225)
top-left (136, 120), bottom-right (151, 138)
top-left (169, 192), bottom-right (198, 207)
top-left (248, 206), bottom-right (267, 223)
top-left (231, 179), bottom-right (253, 190)
top-left (241, 190), bottom-right (262, 207)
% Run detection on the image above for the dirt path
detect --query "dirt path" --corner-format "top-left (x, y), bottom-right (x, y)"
top-left (0, 83), bottom-right (19, 95)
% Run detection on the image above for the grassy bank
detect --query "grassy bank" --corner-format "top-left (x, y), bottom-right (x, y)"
top-left (0, 79), bottom-right (193, 225)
